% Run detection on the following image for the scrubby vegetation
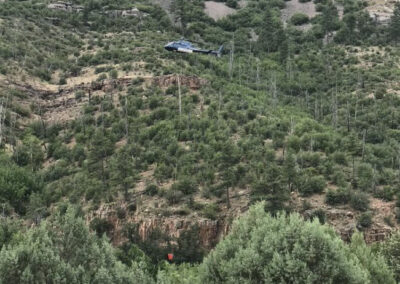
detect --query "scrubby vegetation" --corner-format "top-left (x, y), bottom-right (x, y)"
top-left (2, 0), bottom-right (400, 281)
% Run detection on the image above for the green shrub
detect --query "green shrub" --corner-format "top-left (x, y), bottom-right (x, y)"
top-left (374, 186), bottom-right (395, 202)
top-left (89, 217), bottom-right (114, 237)
top-left (145, 184), bottom-right (159, 196)
top-left (171, 178), bottom-right (197, 195)
top-left (200, 203), bottom-right (394, 283)
top-left (202, 204), bottom-right (219, 220)
top-left (350, 191), bottom-right (370, 212)
top-left (75, 90), bottom-right (85, 100)
top-left (97, 73), bottom-right (107, 81)
top-left (299, 175), bottom-right (326, 196)
top-left (109, 69), bottom-right (118, 79)
top-left (165, 189), bottom-right (184, 205)
top-left (384, 216), bottom-right (395, 227)
top-left (310, 209), bottom-right (326, 224)
top-left (59, 76), bottom-right (67, 85)
top-left (325, 188), bottom-right (350, 205)
top-left (357, 212), bottom-right (372, 228)
top-left (291, 13), bottom-right (309, 25)
top-left (226, 0), bottom-right (238, 8)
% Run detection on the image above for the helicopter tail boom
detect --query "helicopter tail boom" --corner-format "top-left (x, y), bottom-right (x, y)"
top-left (177, 47), bottom-right (194, 54)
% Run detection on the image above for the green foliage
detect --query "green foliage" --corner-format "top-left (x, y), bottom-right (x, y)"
top-left (381, 231), bottom-right (400, 282)
top-left (298, 174), bottom-right (326, 196)
top-left (0, 155), bottom-right (42, 214)
top-left (309, 208), bottom-right (326, 224)
top-left (349, 232), bottom-right (395, 284)
top-left (357, 212), bottom-right (372, 228)
top-left (90, 217), bottom-right (114, 237)
top-left (390, 3), bottom-right (400, 43)
top-left (145, 184), bottom-right (159, 196)
top-left (201, 204), bottom-right (220, 220)
top-left (3, 0), bottom-right (400, 279)
top-left (157, 263), bottom-right (200, 284)
top-left (171, 178), bottom-right (197, 195)
top-left (291, 13), bottom-right (310, 26)
top-left (325, 188), bottom-right (350, 205)
top-left (350, 191), bottom-right (370, 212)
top-left (251, 164), bottom-right (289, 213)
top-left (199, 203), bottom-right (394, 283)
top-left (0, 207), bottom-right (153, 283)
top-left (0, 218), bottom-right (23, 249)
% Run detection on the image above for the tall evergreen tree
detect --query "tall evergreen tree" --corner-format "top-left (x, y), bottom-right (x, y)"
top-left (390, 3), bottom-right (400, 43)
top-left (257, 10), bottom-right (282, 53)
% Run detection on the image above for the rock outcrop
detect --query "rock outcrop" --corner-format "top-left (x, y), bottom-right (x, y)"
top-left (47, 2), bottom-right (83, 12)
top-left (105, 8), bottom-right (147, 18)
top-left (86, 202), bottom-right (231, 249)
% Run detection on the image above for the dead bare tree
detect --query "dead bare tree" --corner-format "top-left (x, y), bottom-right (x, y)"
top-left (177, 74), bottom-right (182, 117)
top-left (362, 129), bottom-right (366, 161)
top-left (226, 187), bottom-right (231, 209)
top-left (346, 99), bottom-right (351, 132)
top-left (0, 99), bottom-right (4, 145)
top-left (270, 73), bottom-right (277, 107)
top-left (124, 96), bottom-right (129, 140)
top-left (229, 35), bottom-right (235, 80)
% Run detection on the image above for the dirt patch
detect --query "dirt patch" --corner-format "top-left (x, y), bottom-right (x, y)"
top-left (204, 1), bottom-right (236, 21)
top-left (366, 0), bottom-right (395, 24)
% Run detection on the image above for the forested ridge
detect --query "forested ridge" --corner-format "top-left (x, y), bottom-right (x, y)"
top-left (2, 0), bottom-right (400, 282)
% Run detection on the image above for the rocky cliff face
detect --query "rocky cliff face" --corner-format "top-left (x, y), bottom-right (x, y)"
top-left (293, 193), bottom-right (397, 244)
top-left (86, 202), bottom-right (231, 249)
top-left (86, 191), bottom-right (397, 253)
top-left (135, 217), bottom-right (229, 248)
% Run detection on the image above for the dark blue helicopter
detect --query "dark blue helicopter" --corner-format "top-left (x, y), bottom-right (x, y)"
top-left (164, 39), bottom-right (223, 57)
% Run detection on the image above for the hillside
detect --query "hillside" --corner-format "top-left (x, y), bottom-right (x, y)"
top-left (2, 0), bottom-right (400, 281)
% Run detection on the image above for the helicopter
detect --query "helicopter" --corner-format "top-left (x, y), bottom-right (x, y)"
top-left (164, 39), bottom-right (223, 57)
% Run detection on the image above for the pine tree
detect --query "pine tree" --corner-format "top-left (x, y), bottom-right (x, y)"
top-left (88, 130), bottom-right (114, 185)
top-left (283, 152), bottom-right (297, 190)
top-left (390, 3), bottom-right (400, 43)
top-left (251, 165), bottom-right (288, 214)
top-left (322, 2), bottom-right (339, 36)
top-left (257, 10), bottom-right (281, 53)
top-left (110, 147), bottom-right (139, 199)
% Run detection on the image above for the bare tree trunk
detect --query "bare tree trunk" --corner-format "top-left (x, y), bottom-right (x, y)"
top-left (352, 156), bottom-right (355, 185)
top-left (124, 96), bottom-right (129, 140)
top-left (346, 100), bottom-right (350, 132)
top-left (101, 158), bottom-right (106, 186)
top-left (289, 116), bottom-right (295, 135)
top-left (177, 74), bottom-right (182, 117)
top-left (314, 99), bottom-right (318, 120)
top-left (226, 187), bottom-right (231, 209)
top-left (270, 73), bottom-right (277, 107)
top-left (332, 75), bottom-right (338, 128)
top-left (0, 100), bottom-right (3, 145)
top-left (229, 35), bottom-right (235, 80)
top-left (305, 89), bottom-right (309, 109)
top-left (362, 129), bottom-right (366, 161)
top-left (354, 94), bottom-right (358, 124)
top-left (256, 58), bottom-right (260, 90)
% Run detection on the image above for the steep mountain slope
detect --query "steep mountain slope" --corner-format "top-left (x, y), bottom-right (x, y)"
top-left (2, 0), bottom-right (400, 267)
